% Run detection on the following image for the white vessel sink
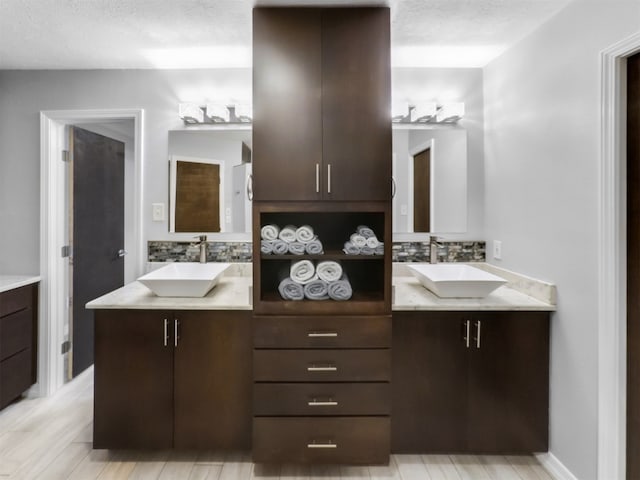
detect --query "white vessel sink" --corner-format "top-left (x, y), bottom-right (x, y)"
top-left (137, 263), bottom-right (231, 297)
top-left (407, 264), bottom-right (507, 298)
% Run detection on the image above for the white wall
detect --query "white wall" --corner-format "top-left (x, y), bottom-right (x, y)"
top-left (483, 1), bottom-right (640, 478)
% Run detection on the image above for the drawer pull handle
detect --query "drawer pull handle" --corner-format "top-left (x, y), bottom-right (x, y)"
top-left (307, 442), bottom-right (337, 449)
top-left (307, 332), bottom-right (338, 338)
top-left (307, 365), bottom-right (337, 372)
top-left (308, 399), bottom-right (338, 406)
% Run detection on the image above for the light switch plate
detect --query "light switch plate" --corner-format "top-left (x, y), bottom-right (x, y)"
top-left (493, 240), bottom-right (502, 260)
top-left (152, 203), bottom-right (165, 222)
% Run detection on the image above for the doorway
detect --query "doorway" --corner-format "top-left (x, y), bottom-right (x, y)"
top-left (39, 109), bottom-right (143, 396)
top-left (412, 148), bottom-right (431, 232)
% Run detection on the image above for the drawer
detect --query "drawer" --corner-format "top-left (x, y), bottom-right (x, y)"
top-left (0, 348), bottom-right (33, 408)
top-left (253, 417), bottom-right (390, 464)
top-left (0, 309), bottom-right (33, 361)
top-left (254, 383), bottom-right (390, 416)
top-left (0, 285), bottom-right (34, 318)
top-left (253, 349), bottom-right (390, 382)
top-left (253, 315), bottom-right (391, 348)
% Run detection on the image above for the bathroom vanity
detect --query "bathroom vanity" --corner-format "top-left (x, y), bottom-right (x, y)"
top-left (87, 262), bottom-right (554, 460)
top-left (0, 276), bottom-right (39, 410)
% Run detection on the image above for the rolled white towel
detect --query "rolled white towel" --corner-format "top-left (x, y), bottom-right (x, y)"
top-left (288, 242), bottom-right (306, 255)
top-left (279, 225), bottom-right (297, 243)
top-left (304, 279), bottom-right (329, 300)
top-left (261, 224), bottom-right (280, 241)
top-left (316, 260), bottom-right (343, 283)
top-left (278, 278), bottom-right (304, 301)
top-left (343, 241), bottom-right (360, 255)
top-left (357, 225), bottom-right (376, 239)
top-left (375, 243), bottom-right (384, 255)
top-left (260, 240), bottom-right (274, 255)
top-left (305, 238), bottom-right (324, 255)
top-left (365, 236), bottom-right (380, 249)
top-left (360, 245), bottom-right (375, 255)
top-left (290, 260), bottom-right (316, 284)
top-left (350, 234), bottom-right (367, 248)
top-left (328, 275), bottom-right (353, 301)
top-left (272, 239), bottom-right (288, 255)
top-left (295, 225), bottom-right (315, 244)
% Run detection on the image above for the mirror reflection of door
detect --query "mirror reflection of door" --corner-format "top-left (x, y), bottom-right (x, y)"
top-left (413, 148), bottom-right (431, 232)
top-left (175, 160), bottom-right (221, 232)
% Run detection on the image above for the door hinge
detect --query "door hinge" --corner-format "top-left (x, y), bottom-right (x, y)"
top-left (62, 150), bottom-right (70, 162)
top-left (61, 340), bottom-right (71, 354)
top-left (61, 245), bottom-right (73, 258)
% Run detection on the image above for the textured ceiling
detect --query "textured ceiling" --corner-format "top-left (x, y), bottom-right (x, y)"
top-left (0, 0), bottom-right (572, 69)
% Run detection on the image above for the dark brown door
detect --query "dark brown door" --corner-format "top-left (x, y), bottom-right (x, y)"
top-left (627, 51), bottom-right (640, 480)
top-left (173, 311), bottom-right (252, 449)
top-left (467, 312), bottom-right (549, 453)
top-left (93, 310), bottom-right (174, 449)
top-left (321, 8), bottom-right (391, 202)
top-left (71, 126), bottom-right (125, 377)
top-left (413, 149), bottom-right (431, 232)
top-left (252, 8), bottom-right (323, 201)
top-left (175, 160), bottom-right (220, 232)
top-left (391, 312), bottom-right (467, 452)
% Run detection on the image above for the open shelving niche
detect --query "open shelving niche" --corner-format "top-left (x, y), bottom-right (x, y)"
top-left (252, 204), bottom-right (392, 315)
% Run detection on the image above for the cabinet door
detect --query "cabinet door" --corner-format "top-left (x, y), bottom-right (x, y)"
top-left (467, 312), bottom-right (549, 453)
top-left (173, 311), bottom-right (252, 449)
top-left (321, 8), bottom-right (391, 202)
top-left (391, 312), bottom-right (468, 452)
top-left (252, 8), bottom-right (323, 201)
top-left (93, 310), bottom-right (174, 449)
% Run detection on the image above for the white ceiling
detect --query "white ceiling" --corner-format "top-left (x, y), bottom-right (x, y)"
top-left (0, 0), bottom-right (573, 69)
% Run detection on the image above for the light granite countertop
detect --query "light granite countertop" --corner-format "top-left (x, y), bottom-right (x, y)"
top-left (0, 275), bottom-right (41, 294)
top-left (86, 262), bottom-right (555, 312)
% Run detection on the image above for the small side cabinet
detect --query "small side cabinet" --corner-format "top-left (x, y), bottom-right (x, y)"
top-left (0, 283), bottom-right (38, 409)
top-left (93, 309), bottom-right (252, 449)
top-left (392, 310), bottom-right (549, 454)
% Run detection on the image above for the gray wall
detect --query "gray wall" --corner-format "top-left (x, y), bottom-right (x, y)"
top-left (0, 66), bottom-right (485, 275)
top-left (483, 0), bottom-right (640, 478)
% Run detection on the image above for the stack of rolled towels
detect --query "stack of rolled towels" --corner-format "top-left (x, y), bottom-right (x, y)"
top-left (278, 259), bottom-right (353, 301)
top-left (343, 225), bottom-right (384, 256)
top-left (260, 224), bottom-right (324, 256)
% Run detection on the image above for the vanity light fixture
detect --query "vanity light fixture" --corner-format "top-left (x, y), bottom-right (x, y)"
top-left (178, 103), bottom-right (204, 124)
top-left (179, 102), bottom-right (253, 125)
top-left (206, 103), bottom-right (231, 123)
top-left (391, 101), bottom-right (464, 124)
top-left (436, 102), bottom-right (465, 123)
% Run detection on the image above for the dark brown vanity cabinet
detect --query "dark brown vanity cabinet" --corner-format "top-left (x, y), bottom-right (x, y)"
top-left (252, 315), bottom-right (392, 464)
top-left (93, 309), bottom-right (251, 450)
top-left (0, 283), bottom-right (38, 410)
top-left (252, 7), bottom-right (391, 202)
top-left (392, 311), bottom-right (550, 454)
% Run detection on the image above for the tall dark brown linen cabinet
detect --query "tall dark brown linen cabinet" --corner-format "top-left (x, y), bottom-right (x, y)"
top-left (252, 7), bottom-right (392, 464)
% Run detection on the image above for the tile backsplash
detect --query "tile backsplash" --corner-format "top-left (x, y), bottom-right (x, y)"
top-left (148, 240), bottom-right (485, 263)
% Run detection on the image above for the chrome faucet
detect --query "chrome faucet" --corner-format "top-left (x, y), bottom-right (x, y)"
top-left (430, 235), bottom-right (442, 264)
top-left (195, 235), bottom-right (208, 263)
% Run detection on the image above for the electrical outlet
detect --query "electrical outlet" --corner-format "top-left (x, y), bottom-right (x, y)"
top-left (493, 240), bottom-right (502, 260)
top-left (152, 203), bottom-right (165, 222)
top-left (400, 204), bottom-right (408, 215)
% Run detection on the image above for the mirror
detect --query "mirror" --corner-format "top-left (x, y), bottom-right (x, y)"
top-left (392, 126), bottom-right (467, 233)
top-left (168, 128), bottom-right (252, 233)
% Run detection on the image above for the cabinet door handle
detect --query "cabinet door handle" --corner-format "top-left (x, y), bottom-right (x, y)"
top-left (246, 174), bottom-right (253, 201)
top-left (307, 365), bottom-right (337, 372)
top-left (307, 442), bottom-right (337, 449)
top-left (327, 164), bottom-right (332, 194)
top-left (316, 164), bottom-right (320, 193)
top-left (307, 332), bottom-right (338, 338)
top-left (163, 319), bottom-right (169, 347)
top-left (308, 399), bottom-right (338, 406)
top-left (475, 320), bottom-right (482, 349)
top-left (174, 319), bottom-right (180, 347)
top-left (463, 320), bottom-right (471, 348)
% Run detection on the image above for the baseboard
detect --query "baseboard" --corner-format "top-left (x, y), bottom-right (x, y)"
top-left (536, 452), bottom-right (579, 480)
